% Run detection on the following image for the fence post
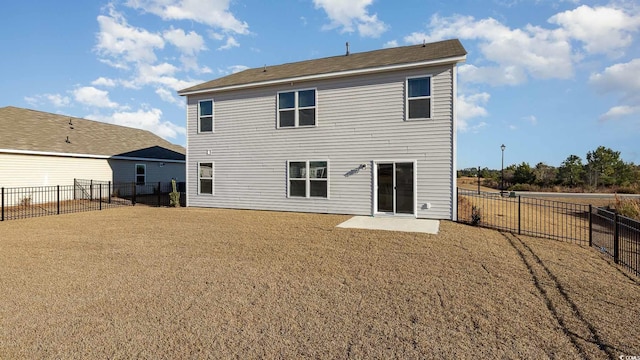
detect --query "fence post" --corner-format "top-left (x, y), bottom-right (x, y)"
top-left (73, 178), bottom-right (76, 200)
top-left (108, 181), bottom-right (112, 204)
top-left (90, 180), bottom-right (93, 201)
top-left (99, 184), bottom-right (102, 211)
top-left (518, 196), bottom-right (521, 235)
top-left (1, 187), bottom-right (4, 221)
top-left (157, 181), bottom-right (161, 207)
top-left (588, 205), bottom-right (592, 247)
top-left (57, 185), bottom-right (60, 215)
top-left (614, 212), bottom-right (619, 264)
top-left (456, 187), bottom-right (459, 221)
top-left (132, 182), bottom-right (137, 206)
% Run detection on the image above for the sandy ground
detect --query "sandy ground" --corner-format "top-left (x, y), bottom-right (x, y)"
top-left (1, 207), bottom-right (638, 359)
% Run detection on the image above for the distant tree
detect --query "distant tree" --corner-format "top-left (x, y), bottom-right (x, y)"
top-left (613, 161), bottom-right (639, 187)
top-left (557, 155), bottom-right (585, 187)
top-left (533, 162), bottom-right (558, 187)
top-left (586, 146), bottom-right (623, 187)
top-left (513, 162), bottom-right (536, 184)
top-left (479, 167), bottom-right (492, 179)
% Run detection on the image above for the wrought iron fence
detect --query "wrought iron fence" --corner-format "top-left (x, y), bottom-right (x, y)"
top-left (1, 179), bottom-right (185, 221)
top-left (458, 189), bottom-right (639, 277)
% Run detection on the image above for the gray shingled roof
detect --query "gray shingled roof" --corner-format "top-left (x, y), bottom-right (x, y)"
top-left (179, 39), bottom-right (466, 94)
top-left (0, 106), bottom-right (185, 161)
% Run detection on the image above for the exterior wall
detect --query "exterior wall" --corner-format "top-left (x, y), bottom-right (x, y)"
top-left (109, 159), bottom-right (185, 184)
top-left (186, 65), bottom-right (455, 219)
top-left (0, 153), bottom-right (113, 188)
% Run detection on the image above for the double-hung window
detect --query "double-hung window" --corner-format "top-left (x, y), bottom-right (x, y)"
top-left (199, 162), bottom-right (213, 195)
top-left (288, 161), bottom-right (328, 198)
top-left (199, 99), bottom-right (213, 132)
top-left (135, 164), bottom-right (146, 185)
top-left (278, 89), bottom-right (316, 128)
top-left (406, 76), bottom-right (431, 120)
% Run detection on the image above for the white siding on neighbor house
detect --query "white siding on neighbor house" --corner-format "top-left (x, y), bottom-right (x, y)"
top-left (0, 153), bottom-right (112, 188)
top-left (186, 66), bottom-right (455, 219)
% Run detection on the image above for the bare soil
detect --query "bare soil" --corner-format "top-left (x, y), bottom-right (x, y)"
top-left (1, 207), bottom-right (638, 359)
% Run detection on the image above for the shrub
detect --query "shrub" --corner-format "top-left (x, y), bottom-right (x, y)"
top-left (471, 206), bottom-right (482, 226)
top-left (613, 195), bottom-right (640, 221)
top-left (20, 196), bottom-right (32, 207)
top-left (169, 179), bottom-right (181, 207)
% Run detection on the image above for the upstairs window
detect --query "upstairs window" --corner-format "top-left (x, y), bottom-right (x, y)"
top-left (288, 160), bottom-right (328, 198)
top-left (278, 89), bottom-right (316, 128)
top-left (406, 76), bottom-right (431, 120)
top-left (135, 164), bottom-right (146, 185)
top-left (199, 99), bottom-right (213, 132)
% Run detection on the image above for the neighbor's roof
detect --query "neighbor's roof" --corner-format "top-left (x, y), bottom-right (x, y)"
top-left (179, 38), bottom-right (466, 95)
top-left (0, 106), bottom-right (185, 161)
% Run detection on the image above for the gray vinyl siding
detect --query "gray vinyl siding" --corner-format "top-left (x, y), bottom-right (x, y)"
top-left (186, 65), bottom-right (455, 219)
top-left (109, 160), bottom-right (185, 184)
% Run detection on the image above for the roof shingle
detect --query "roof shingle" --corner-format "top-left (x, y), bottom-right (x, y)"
top-left (179, 39), bottom-right (466, 94)
top-left (0, 106), bottom-right (185, 160)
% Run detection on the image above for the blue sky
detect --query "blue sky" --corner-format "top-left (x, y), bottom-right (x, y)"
top-left (1, 0), bottom-right (639, 170)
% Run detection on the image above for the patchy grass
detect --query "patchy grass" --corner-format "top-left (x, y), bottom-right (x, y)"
top-left (0, 207), bottom-right (638, 359)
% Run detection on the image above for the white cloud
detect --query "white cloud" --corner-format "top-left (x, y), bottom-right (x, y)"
top-left (228, 65), bottom-right (249, 74)
top-left (72, 86), bottom-right (119, 108)
top-left (549, 5), bottom-right (640, 57)
top-left (91, 77), bottom-right (117, 87)
top-left (522, 115), bottom-right (537, 125)
top-left (24, 93), bottom-right (71, 107)
top-left (457, 92), bottom-right (490, 132)
top-left (406, 15), bottom-right (573, 85)
top-left (155, 87), bottom-right (183, 106)
top-left (600, 105), bottom-right (640, 121)
top-left (590, 59), bottom-right (640, 120)
top-left (458, 64), bottom-right (527, 86)
top-left (383, 40), bottom-right (398, 48)
top-left (95, 4), bottom-right (165, 67)
top-left (218, 36), bottom-right (239, 50)
top-left (87, 108), bottom-right (186, 140)
top-left (163, 27), bottom-right (206, 55)
top-left (313, 0), bottom-right (388, 38)
top-left (125, 0), bottom-right (249, 34)
top-left (589, 58), bottom-right (640, 94)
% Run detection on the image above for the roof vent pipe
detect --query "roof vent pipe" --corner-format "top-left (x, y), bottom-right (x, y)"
top-left (345, 42), bottom-right (350, 56)
top-left (422, 39), bottom-right (426, 47)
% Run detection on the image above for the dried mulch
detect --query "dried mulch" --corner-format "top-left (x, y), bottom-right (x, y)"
top-left (0, 207), bottom-right (638, 359)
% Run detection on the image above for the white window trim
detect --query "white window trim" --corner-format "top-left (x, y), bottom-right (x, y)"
top-left (287, 160), bottom-right (329, 198)
top-left (372, 160), bottom-right (418, 217)
top-left (198, 161), bottom-right (214, 195)
top-left (198, 99), bottom-right (214, 133)
top-left (135, 164), bottom-right (146, 185)
top-left (277, 88), bottom-right (318, 129)
top-left (405, 75), bottom-right (432, 121)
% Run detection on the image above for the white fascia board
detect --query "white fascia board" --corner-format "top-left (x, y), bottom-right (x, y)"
top-left (0, 148), bottom-right (185, 163)
top-left (179, 55), bottom-right (467, 96)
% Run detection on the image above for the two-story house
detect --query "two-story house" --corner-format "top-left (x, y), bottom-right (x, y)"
top-left (178, 39), bottom-right (466, 220)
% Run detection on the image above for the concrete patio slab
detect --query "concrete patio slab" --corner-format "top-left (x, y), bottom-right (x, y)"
top-left (336, 216), bottom-right (440, 234)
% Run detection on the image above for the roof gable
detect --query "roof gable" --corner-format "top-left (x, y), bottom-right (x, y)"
top-left (0, 106), bottom-right (185, 160)
top-left (179, 39), bottom-right (466, 95)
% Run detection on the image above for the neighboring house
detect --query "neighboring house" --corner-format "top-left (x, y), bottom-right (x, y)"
top-left (0, 106), bottom-right (185, 191)
top-left (178, 39), bottom-right (466, 220)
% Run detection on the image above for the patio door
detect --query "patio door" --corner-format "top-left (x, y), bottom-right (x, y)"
top-left (376, 162), bottom-right (415, 215)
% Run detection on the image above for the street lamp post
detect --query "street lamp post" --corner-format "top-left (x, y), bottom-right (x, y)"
top-left (500, 144), bottom-right (506, 196)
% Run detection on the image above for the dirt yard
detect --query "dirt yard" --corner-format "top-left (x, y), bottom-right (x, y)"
top-left (1, 207), bottom-right (638, 359)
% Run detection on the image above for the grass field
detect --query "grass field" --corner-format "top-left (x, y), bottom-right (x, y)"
top-left (1, 207), bottom-right (638, 358)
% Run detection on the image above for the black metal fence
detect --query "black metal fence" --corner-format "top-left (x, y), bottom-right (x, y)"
top-left (458, 189), bottom-right (639, 277)
top-left (1, 179), bottom-right (186, 221)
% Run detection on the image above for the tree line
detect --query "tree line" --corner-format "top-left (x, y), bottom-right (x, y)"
top-left (458, 146), bottom-right (640, 192)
